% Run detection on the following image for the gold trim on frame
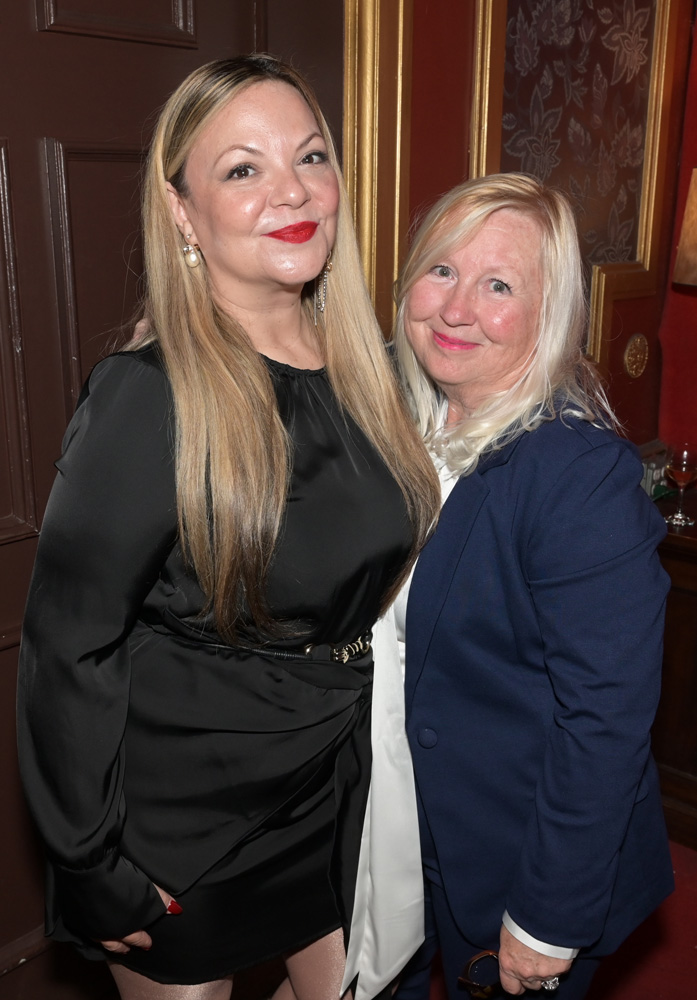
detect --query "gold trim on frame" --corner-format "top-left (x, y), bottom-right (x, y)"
top-left (587, 0), bottom-right (678, 367)
top-left (343, 0), bottom-right (413, 334)
top-left (470, 0), bottom-right (686, 372)
top-left (471, 0), bottom-right (505, 177)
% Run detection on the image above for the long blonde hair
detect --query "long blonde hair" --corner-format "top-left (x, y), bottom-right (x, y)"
top-left (128, 55), bottom-right (440, 640)
top-left (393, 173), bottom-right (618, 475)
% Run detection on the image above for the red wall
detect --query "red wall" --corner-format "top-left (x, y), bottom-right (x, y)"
top-left (659, 30), bottom-right (697, 445)
top-left (408, 1), bottom-right (475, 224)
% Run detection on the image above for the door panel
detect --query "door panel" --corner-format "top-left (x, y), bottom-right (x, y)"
top-left (0, 139), bottom-right (35, 545)
top-left (45, 140), bottom-right (144, 418)
top-left (35, 0), bottom-right (197, 45)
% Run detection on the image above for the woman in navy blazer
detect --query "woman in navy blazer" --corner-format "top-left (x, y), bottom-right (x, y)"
top-left (391, 174), bottom-right (673, 998)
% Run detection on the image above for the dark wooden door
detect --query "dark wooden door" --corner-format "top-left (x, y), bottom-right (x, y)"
top-left (0, 3), bottom-right (343, 997)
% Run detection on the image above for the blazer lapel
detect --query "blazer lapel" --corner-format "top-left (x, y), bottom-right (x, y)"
top-left (405, 470), bottom-right (489, 708)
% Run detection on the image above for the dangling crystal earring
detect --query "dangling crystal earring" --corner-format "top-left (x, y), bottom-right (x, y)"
top-left (182, 232), bottom-right (201, 268)
top-left (314, 252), bottom-right (333, 325)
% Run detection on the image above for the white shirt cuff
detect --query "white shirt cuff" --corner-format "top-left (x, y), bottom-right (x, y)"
top-left (502, 911), bottom-right (579, 960)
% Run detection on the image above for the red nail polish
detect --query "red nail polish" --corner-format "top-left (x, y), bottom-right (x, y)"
top-left (166, 899), bottom-right (183, 915)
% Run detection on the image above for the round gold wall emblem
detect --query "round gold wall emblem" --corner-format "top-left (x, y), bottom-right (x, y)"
top-left (623, 333), bottom-right (649, 379)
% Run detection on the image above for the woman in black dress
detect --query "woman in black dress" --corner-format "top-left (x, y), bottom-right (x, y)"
top-left (17, 56), bottom-right (440, 1000)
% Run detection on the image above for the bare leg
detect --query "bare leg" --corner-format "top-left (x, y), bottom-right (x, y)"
top-left (271, 927), bottom-right (349, 1000)
top-left (109, 963), bottom-right (233, 1000)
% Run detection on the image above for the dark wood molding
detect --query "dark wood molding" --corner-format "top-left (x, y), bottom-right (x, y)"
top-left (44, 139), bottom-right (144, 421)
top-left (0, 139), bottom-right (37, 545)
top-left (659, 765), bottom-right (697, 849)
top-left (35, 0), bottom-right (197, 47)
top-left (0, 924), bottom-right (48, 977)
top-left (253, 0), bottom-right (268, 51)
top-left (44, 138), bottom-right (80, 423)
top-left (0, 623), bottom-right (21, 652)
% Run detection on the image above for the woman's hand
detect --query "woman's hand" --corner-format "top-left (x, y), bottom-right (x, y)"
top-left (99, 884), bottom-right (181, 954)
top-left (497, 925), bottom-right (573, 995)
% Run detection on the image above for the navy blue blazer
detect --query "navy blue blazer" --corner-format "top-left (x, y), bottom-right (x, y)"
top-left (405, 414), bottom-right (674, 955)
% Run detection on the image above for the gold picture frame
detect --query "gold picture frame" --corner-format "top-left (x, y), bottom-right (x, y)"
top-left (342, 0), bottom-right (413, 335)
top-left (470, 0), bottom-right (686, 370)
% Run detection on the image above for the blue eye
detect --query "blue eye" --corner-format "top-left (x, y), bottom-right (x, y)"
top-left (431, 265), bottom-right (453, 278)
top-left (491, 279), bottom-right (511, 293)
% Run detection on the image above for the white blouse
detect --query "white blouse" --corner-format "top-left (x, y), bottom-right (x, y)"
top-left (342, 462), bottom-right (459, 1000)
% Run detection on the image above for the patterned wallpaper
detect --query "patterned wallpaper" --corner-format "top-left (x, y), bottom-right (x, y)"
top-left (500, 0), bottom-right (656, 268)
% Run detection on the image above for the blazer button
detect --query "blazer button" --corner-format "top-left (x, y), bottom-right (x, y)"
top-left (417, 728), bottom-right (438, 748)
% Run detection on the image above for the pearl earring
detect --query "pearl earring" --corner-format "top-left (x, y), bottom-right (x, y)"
top-left (182, 232), bottom-right (201, 268)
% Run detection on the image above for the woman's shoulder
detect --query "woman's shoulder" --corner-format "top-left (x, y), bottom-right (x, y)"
top-left (64, 344), bottom-right (172, 449)
top-left (117, 341), bottom-right (166, 371)
top-left (526, 411), bottom-right (634, 462)
top-left (94, 341), bottom-right (166, 377)
top-left (507, 413), bottom-right (642, 505)
top-left (81, 343), bottom-right (170, 404)
top-left (59, 344), bottom-right (174, 466)
top-left (513, 413), bottom-right (666, 569)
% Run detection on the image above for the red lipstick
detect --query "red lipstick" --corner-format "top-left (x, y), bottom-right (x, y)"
top-left (265, 222), bottom-right (318, 243)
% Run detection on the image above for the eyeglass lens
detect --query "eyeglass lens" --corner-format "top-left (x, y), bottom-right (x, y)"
top-left (458, 952), bottom-right (502, 998)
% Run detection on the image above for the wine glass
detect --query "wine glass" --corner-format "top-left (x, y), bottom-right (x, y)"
top-left (664, 441), bottom-right (697, 527)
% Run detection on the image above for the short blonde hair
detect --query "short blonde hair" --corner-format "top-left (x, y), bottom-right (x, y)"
top-left (393, 173), bottom-right (617, 474)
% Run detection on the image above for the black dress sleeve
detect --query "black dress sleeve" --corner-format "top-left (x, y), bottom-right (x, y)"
top-left (17, 351), bottom-right (178, 940)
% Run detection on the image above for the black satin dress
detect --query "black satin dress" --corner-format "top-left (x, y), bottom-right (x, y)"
top-left (17, 345), bottom-right (412, 984)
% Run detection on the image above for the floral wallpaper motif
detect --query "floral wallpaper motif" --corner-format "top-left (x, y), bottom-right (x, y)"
top-left (500, 0), bottom-right (656, 267)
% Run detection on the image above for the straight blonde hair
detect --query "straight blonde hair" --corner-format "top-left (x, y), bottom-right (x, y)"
top-left (128, 56), bottom-right (440, 640)
top-left (393, 173), bottom-right (618, 475)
